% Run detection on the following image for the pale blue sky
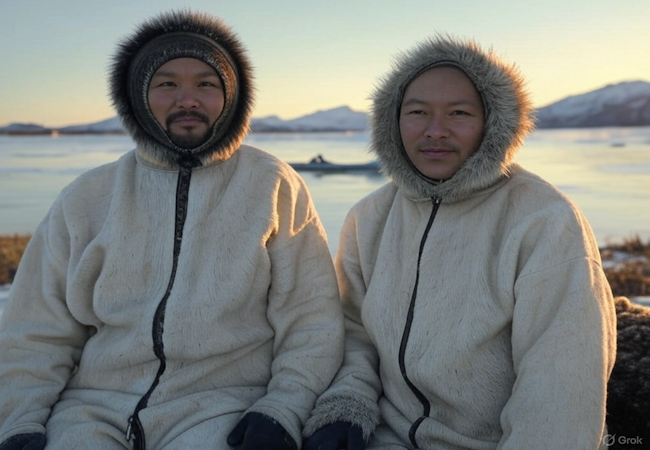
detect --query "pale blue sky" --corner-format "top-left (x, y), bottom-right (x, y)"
top-left (1, 0), bottom-right (648, 127)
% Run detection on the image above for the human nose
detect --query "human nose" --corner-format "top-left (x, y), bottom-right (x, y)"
top-left (424, 116), bottom-right (449, 139)
top-left (175, 87), bottom-right (199, 109)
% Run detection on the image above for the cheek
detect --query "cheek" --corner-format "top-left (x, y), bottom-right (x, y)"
top-left (211, 94), bottom-right (226, 118)
top-left (469, 125), bottom-right (485, 147)
top-left (147, 94), bottom-right (167, 123)
top-left (399, 120), bottom-right (418, 145)
top-left (458, 123), bottom-right (483, 145)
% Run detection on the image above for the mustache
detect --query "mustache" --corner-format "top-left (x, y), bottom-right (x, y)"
top-left (165, 111), bottom-right (210, 127)
top-left (416, 140), bottom-right (458, 152)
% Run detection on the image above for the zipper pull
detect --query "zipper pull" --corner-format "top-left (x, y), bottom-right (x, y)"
top-left (126, 416), bottom-right (134, 442)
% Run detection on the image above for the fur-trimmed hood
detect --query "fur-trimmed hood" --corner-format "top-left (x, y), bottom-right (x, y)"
top-left (109, 11), bottom-right (254, 168)
top-left (370, 35), bottom-right (535, 203)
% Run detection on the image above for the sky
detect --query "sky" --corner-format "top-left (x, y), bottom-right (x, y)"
top-left (1, 0), bottom-right (649, 128)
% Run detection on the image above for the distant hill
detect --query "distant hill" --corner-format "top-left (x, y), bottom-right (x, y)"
top-left (250, 106), bottom-right (368, 132)
top-left (58, 116), bottom-right (124, 134)
top-left (2, 81), bottom-right (650, 134)
top-left (0, 123), bottom-right (51, 135)
top-left (0, 119), bottom-right (125, 135)
top-left (535, 80), bottom-right (650, 128)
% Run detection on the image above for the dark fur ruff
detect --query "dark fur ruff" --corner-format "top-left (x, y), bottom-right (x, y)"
top-left (369, 35), bottom-right (535, 203)
top-left (109, 11), bottom-right (254, 167)
top-left (606, 297), bottom-right (650, 447)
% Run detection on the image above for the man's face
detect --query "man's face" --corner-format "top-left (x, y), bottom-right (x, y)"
top-left (148, 57), bottom-right (225, 148)
top-left (399, 66), bottom-right (485, 180)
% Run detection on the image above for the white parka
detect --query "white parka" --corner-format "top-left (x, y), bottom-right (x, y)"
top-left (304, 36), bottom-right (616, 450)
top-left (0, 11), bottom-right (343, 450)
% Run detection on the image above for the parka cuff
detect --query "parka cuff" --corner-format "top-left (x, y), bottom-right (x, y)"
top-left (303, 393), bottom-right (379, 442)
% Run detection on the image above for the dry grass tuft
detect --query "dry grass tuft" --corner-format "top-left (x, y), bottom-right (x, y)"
top-left (0, 234), bottom-right (31, 285)
top-left (601, 235), bottom-right (650, 259)
top-left (601, 236), bottom-right (650, 298)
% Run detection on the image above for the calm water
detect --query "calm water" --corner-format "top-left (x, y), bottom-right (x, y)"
top-left (1, 128), bottom-right (649, 253)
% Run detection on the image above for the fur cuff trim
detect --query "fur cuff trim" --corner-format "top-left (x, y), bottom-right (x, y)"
top-left (303, 393), bottom-right (379, 441)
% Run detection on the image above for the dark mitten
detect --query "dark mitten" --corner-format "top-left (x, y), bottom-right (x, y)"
top-left (227, 412), bottom-right (297, 450)
top-left (302, 421), bottom-right (365, 450)
top-left (0, 433), bottom-right (46, 450)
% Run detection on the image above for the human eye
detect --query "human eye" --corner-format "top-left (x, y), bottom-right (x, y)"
top-left (403, 108), bottom-right (425, 115)
top-left (198, 74), bottom-right (223, 87)
top-left (150, 80), bottom-right (175, 89)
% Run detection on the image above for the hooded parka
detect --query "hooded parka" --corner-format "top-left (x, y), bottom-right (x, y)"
top-left (304, 36), bottom-right (616, 449)
top-left (0, 11), bottom-right (343, 449)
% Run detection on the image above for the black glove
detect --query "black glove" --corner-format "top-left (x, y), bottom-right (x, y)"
top-left (0, 433), bottom-right (46, 450)
top-left (227, 412), bottom-right (297, 450)
top-left (302, 421), bottom-right (365, 450)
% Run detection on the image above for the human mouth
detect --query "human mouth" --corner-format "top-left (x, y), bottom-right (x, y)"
top-left (419, 147), bottom-right (454, 158)
top-left (173, 117), bottom-right (203, 126)
top-left (166, 112), bottom-right (209, 129)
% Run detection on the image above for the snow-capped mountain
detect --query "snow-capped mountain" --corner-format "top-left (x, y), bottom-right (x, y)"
top-left (0, 118), bottom-right (125, 135)
top-left (248, 115), bottom-right (286, 131)
top-left (250, 106), bottom-right (368, 132)
top-left (536, 80), bottom-right (650, 128)
top-left (0, 123), bottom-right (50, 134)
top-left (58, 116), bottom-right (125, 134)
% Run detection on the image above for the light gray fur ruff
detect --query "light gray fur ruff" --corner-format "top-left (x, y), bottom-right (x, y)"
top-left (369, 35), bottom-right (535, 203)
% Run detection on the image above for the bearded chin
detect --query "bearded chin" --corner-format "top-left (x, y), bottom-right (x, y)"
top-left (167, 128), bottom-right (211, 149)
top-left (164, 111), bottom-right (212, 150)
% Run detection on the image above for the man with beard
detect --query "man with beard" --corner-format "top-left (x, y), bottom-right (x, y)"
top-left (148, 58), bottom-right (226, 149)
top-left (0, 11), bottom-right (343, 450)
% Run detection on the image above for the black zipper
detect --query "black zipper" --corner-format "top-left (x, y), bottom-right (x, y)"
top-left (126, 156), bottom-right (201, 449)
top-left (398, 197), bottom-right (441, 448)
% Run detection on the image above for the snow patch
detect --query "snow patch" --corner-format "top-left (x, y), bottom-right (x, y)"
top-left (601, 251), bottom-right (649, 269)
top-left (58, 117), bottom-right (125, 133)
top-left (536, 80), bottom-right (650, 128)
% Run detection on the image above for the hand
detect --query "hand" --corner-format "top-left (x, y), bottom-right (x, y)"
top-left (0, 433), bottom-right (46, 450)
top-left (227, 412), bottom-right (297, 450)
top-left (302, 421), bottom-right (365, 450)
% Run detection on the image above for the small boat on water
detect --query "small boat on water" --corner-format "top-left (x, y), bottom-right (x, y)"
top-left (289, 154), bottom-right (381, 173)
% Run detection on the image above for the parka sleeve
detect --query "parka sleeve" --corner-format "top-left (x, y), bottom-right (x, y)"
top-left (0, 201), bottom-right (88, 443)
top-left (244, 171), bottom-right (345, 448)
top-left (303, 207), bottom-right (382, 442)
top-left (497, 210), bottom-right (617, 450)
